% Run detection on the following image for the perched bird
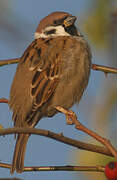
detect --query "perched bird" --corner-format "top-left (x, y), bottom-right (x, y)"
top-left (9, 11), bottom-right (92, 174)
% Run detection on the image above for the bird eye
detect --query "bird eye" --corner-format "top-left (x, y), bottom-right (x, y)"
top-left (53, 16), bottom-right (68, 25)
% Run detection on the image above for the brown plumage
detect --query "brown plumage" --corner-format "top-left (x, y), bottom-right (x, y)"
top-left (9, 11), bottom-right (91, 173)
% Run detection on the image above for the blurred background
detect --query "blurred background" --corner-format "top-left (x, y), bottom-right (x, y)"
top-left (0, 0), bottom-right (117, 179)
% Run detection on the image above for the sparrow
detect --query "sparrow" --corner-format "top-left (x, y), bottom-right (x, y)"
top-left (9, 11), bottom-right (92, 174)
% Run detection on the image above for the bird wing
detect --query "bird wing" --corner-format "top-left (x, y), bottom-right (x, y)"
top-left (10, 37), bottom-right (67, 127)
top-left (21, 38), bottom-right (63, 116)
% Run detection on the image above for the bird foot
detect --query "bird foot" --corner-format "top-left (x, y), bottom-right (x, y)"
top-left (55, 106), bottom-right (77, 125)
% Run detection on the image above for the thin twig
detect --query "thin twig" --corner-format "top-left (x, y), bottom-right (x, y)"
top-left (0, 128), bottom-right (113, 157)
top-left (75, 121), bottom-right (117, 158)
top-left (0, 58), bottom-right (19, 67)
top-left (92, 64), bottom-right (117, 74)
top-left (0, 98), bottom-right (8, 103)
top-left (0, 162), bottom-right (105, 172)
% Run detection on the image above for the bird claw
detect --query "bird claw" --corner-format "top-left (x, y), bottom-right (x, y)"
top-left (55, 106), bottom-right (77, 125)
top-left (65, 110), bottom-right (77, 125)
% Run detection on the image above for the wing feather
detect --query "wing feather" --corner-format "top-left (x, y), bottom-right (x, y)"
top-left (28, 38), bottom-right (62, 112)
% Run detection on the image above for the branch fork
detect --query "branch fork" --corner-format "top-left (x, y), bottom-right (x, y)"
top-left (55, 105), bottom-right (117, 159)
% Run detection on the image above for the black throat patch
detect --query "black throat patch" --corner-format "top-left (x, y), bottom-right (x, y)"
top-left (64, 25), bottom-right (78, 36)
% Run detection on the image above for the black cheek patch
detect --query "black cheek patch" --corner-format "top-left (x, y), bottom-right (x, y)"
top-left (45, 29), bottom-right (56, 35)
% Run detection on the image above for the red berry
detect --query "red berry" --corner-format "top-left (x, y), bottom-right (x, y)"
top-left (105, 162), bottom-right (117, 180)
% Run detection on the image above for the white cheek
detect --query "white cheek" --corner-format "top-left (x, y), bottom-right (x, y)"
top-left (34, 32), bottom-right (47, 39)
top-left (55, 26), bottom-right (70, 36)
top-left (34, 25), bottom-right (70, 39)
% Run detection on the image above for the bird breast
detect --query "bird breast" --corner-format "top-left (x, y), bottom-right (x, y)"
top-left (46, 36), bottom-right (92, 115)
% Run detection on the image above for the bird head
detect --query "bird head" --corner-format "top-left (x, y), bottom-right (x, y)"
top-left (34, 11), bottom-right (82, 39)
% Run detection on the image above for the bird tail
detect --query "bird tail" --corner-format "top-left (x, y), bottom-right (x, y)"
top-left (10, 134), bottom-right (29, 174)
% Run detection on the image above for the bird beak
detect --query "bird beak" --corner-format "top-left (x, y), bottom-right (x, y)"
top-left (63, 16), bottom-right (76, 27)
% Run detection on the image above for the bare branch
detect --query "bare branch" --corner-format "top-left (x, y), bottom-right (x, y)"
top-left (0, 127), bottom-right (113, 157)
top-left (55, 106), bottom-right (117, 159)
top-left (0, 98), bottom-right (8, 103)
top-left (0, 162), bottom-right (105, 172)
top-left (0, 58), bottom-right (19, 67)
top-left (75, 120), bottom-right (117, 158)
top-left (0, 99), bottom-right (114, 157)
top-left (92, 64), bottom-right (117, 74)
